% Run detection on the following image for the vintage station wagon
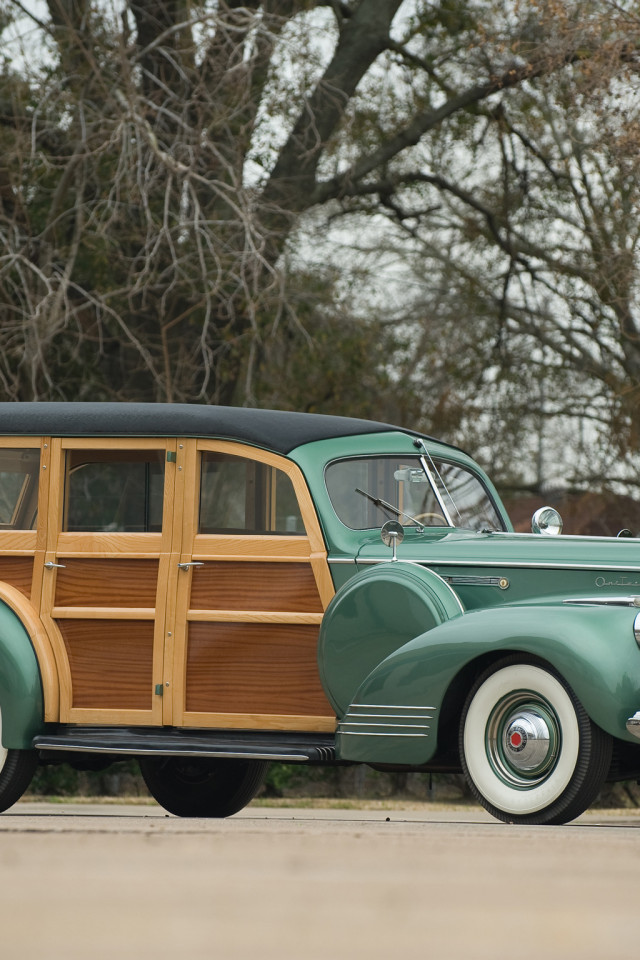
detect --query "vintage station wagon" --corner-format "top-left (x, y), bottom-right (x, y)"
top-left (1, 402), bottom-right (640, 824)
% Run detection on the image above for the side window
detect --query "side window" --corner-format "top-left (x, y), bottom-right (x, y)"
top-left (64, 450), bottom-right (165, 532)
top-left (199, 452), bottom-right (304, 535)
top-left (0, 448), bottom-right (40, 530)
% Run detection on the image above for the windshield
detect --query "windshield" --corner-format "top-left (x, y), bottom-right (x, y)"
top-left (325, 455), bottom-right (504, 532)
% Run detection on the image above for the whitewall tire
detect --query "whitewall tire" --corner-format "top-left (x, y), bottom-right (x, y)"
top-left (459, 657), bottom-right (612, 825)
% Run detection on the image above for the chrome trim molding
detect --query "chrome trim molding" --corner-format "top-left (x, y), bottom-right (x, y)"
top-left (564, 597), bottom-right (640, 607)
top-left (443, 575), bottom-right (509, 589)
top-left (36, 742), bottom-right (309, 761)
top-left (339, 722), bottom-right (430, 730)
top-left (339, 731), bottom-right (429, 738)
top-left (417, 452), bottom-right (454, 526)
top-left (345, 712), bottom-right (435, 720)
top-left (356, 558), bottom-right (640, 573)
top-left (337, 703), bottom-right (436, 741)
top-left (626, 712), bottom-right (640, 740)
top-left (350, 703), bottom-right (436, 711)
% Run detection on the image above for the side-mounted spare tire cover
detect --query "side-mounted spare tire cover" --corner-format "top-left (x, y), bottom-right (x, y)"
top-left (318, 562), bottom-right (464, 716)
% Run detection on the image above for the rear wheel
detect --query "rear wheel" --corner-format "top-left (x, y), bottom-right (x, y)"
top-left (459, 657), bottom-right (612, 825)
top-left (139, 756), bottom-right (269, 817)
top-left (0, 709), bottom-right (37, 813)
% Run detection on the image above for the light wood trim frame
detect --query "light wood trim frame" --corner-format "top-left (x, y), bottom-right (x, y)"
top-left (191, 535), bottom-right (313, 560)
top-left (0, 533), bottom-right (38, 555)
top-left (0, 438), bottom-right (42, 448)
top-left (186, 610), bottom-right (324, 624)
top-left (180, 712), bottom-right (337, 733)
top-left (169, 439), bottom-right (336, 731)
top-left (0, 438), bottom-right (57, 718)
top-left (0, 581), bottom-right (59, 722)
top-left (51, 607), bottom-right (156, 620)
top-left (192, 440), bottom-right (334, 605)
top-left (54, 533), bottom-right (163, 559)
top-left (40, 436), bottom-right (179, 725)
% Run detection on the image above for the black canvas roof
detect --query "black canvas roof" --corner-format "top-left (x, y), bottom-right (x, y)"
top-left (0, 402), bottom-right (400, 455)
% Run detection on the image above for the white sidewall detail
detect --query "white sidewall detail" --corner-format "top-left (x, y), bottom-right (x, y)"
top-left (0, 708), bottom-right (7, 774)
top-left (463, 665), bottom-right (580, 816)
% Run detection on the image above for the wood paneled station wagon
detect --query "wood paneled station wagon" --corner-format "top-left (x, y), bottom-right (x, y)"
top-left (2, 403), bottom-right (640, 824)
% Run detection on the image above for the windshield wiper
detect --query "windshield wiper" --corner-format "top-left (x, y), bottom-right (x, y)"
top-left (355, 487), bottom-right (424, 528)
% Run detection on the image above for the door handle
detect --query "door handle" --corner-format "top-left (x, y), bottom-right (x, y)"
top-left (44, 561), bottom-right (66, 569)
top-left (177, 562), bottom-right (205, 571)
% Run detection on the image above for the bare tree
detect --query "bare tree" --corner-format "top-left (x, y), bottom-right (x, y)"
top-left (329, 4), bottom-right (640, 486)
top-left (0, 0), bottom-right (637, 409)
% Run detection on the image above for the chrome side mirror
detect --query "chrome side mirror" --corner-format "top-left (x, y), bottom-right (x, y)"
top-left (381, 520), bottom-right (404, 560)
top-left (532, 506), bottom-right (563, 536)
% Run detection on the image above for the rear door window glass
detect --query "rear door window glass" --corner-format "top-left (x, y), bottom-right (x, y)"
top-left (65, 450), bottom-right (165, 532)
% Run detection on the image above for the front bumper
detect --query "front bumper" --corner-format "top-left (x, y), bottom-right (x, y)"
top-left (626, 712), bottom-right (640, 740)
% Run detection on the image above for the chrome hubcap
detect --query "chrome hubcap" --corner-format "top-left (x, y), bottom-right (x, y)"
top-left (486, 693), bottom-right (560, 787)
top-left (503, 710), bottom-right (552, 772)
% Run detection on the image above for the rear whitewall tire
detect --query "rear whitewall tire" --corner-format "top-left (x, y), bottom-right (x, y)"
top-left (459, 658), bottom-right (612, 825)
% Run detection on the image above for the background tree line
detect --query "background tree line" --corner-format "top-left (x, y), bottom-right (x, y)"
top-left (1, 0), bottom-right (639, 499)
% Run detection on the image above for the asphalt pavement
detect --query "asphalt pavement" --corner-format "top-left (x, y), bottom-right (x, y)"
top-left (1, 801), bottom-right (638, 959)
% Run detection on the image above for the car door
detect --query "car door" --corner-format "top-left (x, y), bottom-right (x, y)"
top-left (39, 437), bottom-right (178, 725)
top-left (168, 439), bottom-right (336, 732)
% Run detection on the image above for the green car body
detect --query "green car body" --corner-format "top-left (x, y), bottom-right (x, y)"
top-left (292, 429), bottom-right (640, 807)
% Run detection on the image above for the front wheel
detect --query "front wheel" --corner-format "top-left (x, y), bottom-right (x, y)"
top-left (459, 658), bottom-right (612, 825)
top-left (139, 756), bottom-right (269, 817)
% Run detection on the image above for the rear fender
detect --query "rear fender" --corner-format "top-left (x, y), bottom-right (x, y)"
top-left (0, 598), bottom-right (45, 748)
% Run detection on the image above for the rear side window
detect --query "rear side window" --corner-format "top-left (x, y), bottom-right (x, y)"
top-left (199, 452), bottom-right (304, 535)
top-left (65, 450), bottom-right (165, 532)
top-left (0, 449), bottom-right (40, 530)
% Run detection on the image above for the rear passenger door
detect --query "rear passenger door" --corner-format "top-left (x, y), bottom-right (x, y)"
top-left (168, 440), bottom-right (336, 732)
top-left (40, 438), bottom-right (177, 725)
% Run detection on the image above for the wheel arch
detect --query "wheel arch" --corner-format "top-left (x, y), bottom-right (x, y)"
top-left (338, 603), bottom-right (640, 764)
top-left (0, 583), bottom-right (57, 748)
top-left (319, 561), bottom-right (463, 716)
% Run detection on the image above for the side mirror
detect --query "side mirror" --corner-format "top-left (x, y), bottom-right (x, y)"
top-left (381, 520), bottom-right (404, 560)
top-left (532, 506), bottom-right (563, 536)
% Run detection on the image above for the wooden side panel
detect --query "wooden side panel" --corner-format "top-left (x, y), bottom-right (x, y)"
top-left (55, 559), bottom-right (159, 608)
top-left (58, 619), bottom-right (154, 710)
top-left (0, 557), bottom-right (34, 598)
top-left (189, 561), bottom-right (323, 613)
top-left (185, 622), bottom-right (335, 717)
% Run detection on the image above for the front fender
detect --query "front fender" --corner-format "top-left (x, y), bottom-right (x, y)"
top-left (337, 603), bottom-right (640, 765)
top-left (0, 601), bottom-right (44, 749)
top-left (318, 561), bottom-right (463, 715)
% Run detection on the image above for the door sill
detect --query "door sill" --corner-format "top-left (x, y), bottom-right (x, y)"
top-left (33, 725), bottom-right (337, 763)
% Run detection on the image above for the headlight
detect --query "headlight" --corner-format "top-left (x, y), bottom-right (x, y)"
top-left (531, 506), bottom-right (563, 536)
top-left (634, 611), bottom-right (640, 648)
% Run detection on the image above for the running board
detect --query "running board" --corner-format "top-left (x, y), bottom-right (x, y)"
top-left (33, 727), bottom-right (337, 764)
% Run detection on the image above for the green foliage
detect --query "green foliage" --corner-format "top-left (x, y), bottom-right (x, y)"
top-left (29, 761), bottom-right (147, 798)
